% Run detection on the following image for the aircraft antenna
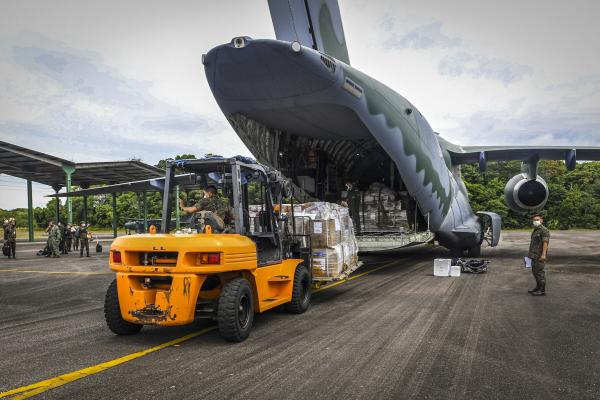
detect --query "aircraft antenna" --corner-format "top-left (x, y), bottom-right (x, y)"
top-left (286, 0), bottom-right (300, 42)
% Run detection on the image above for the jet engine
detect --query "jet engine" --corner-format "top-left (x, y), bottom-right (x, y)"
top-left (504, 174), bottom-right (549, 214)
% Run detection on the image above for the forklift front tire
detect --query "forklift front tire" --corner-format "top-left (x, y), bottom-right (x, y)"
top-left (104, 279), bottom-right (143, 336)
top-left (285, 264), bottom-right (311, 314)
top-left (217, 278), bottom-right (254, 342)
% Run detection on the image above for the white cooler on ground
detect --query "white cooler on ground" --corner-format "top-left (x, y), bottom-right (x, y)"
top-left (450, 264), bottom-right (461, 277)
top-left (434, 259), bottom-right (452, 276)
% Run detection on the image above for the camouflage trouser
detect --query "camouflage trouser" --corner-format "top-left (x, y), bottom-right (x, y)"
top-left (50, 239), bottom-right (60, 256)
top-left (349, 205), bottom-right (361, 235)
top-left (532, 259), bottom-right (546, 286)
top-left (80, 239), bottom-right (89, 257)
top-left (8, 240), bottom-right (16, 258)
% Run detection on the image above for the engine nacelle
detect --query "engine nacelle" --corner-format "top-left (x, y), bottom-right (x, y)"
top-left (504, 174), bottom-right (549, 214)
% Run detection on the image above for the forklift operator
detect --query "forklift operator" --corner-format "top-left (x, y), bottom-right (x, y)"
top-left (179, 185), bottom-right (233, 225)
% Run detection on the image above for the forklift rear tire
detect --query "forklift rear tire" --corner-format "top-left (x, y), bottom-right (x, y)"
top-left (217, 278), bottom-right (254, 342)
top-left (285, 265), bottom-right (311, 314)
top-left (104, 279), bottom-right (143, 335)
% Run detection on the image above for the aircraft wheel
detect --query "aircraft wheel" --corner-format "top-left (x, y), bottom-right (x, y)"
top-left (104, 279), bottom-right (143, 335)
top-left (285, 265), bottom-right (311, 314)
top-left (217, 278), bottom-right (254, 342)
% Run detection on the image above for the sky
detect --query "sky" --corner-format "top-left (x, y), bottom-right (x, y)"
top-left (1, 0), bottom-right (599, 209)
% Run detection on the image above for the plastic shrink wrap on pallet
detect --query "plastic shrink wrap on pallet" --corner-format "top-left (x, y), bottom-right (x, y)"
top-left (283, 202), bottom-right (359, 280)
top-left (360, 182), bottom-right (409, 233)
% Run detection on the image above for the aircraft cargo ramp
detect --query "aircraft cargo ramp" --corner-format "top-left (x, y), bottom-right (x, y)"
top-left (357, 230), bottom-right (435, 252)
top-left (1, 231), bottom-right (599, 399)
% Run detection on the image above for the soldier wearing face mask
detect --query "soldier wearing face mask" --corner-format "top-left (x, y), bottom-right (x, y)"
top-left (528, 214), bottom-right (550, 296)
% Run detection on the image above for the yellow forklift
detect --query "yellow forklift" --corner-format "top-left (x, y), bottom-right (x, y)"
top-left (104, 158), bottom-right (312, 342)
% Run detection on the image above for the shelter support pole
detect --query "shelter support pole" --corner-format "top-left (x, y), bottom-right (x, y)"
top-left (27, 179), bottom-right (34, 242)
top-left (53, 187), bottom-right (61, 223)
top-left (83, 196), bottom-right (88, 226)
top-left (112, 193), bottom-right (118, 238)
top-left (175, 185), bottom-right (181, 230)
top-left (62, 164), bottom-right (76, 224)
top-left (143, 191), bottom-right (148, 232)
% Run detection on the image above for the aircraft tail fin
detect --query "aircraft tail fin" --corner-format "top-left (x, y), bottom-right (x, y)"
top-left (267, 0), bottom-right (350, 65)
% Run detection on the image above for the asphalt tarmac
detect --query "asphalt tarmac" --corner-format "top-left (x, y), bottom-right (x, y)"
top-left (1, 231), bottom-right (599, 399)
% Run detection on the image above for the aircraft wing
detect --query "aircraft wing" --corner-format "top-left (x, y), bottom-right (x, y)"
top-left (48, 174), bottom-right (196, 198)
top-left (267, 0), bottom-right (350, 64)
top-left (448, 146), bottom-right (600, 170)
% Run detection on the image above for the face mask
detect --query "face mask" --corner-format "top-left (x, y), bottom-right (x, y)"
top-left (533, 221), bottom-right (542, 227)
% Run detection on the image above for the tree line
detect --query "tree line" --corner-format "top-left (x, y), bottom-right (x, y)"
top-left (461, 160), bottom-right (600, 229)
top-left (2, 157), bottom-right (599, 230)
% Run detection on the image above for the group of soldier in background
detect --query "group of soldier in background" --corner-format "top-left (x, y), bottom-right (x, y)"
top-left (45, 221), bottom-right (91, 258)
top-left (2, 218), bottom-right (17, 259)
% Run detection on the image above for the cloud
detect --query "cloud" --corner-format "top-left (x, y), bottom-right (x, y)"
top-left (441, 108), bottom-right (600, 147)
top-left (383, 22), bottom-right (461, 50)
top-left (10, 37), bottom-right (155, 111)
top-left (0, 31), bottom-right (236, 164)
top-left (140, 115), bottom-right (219, 132)
top-left (438, 51), bottom-right (533, 85)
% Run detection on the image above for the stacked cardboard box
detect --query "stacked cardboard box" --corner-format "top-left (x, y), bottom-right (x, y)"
top-left (284, 202), bottom-right (359, 279)
top-left (359, 183), bottom-right (409, 233)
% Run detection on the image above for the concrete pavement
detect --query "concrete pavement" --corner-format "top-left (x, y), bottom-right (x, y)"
top-left (0, 231), bottom-right (599, 399)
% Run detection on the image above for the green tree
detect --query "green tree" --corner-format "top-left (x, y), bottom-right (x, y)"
top-left (461, 161), bottom-right (600, 229)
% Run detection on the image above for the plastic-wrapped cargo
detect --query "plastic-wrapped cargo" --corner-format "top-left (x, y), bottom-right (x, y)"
top-left (312, 246), bottom-right (344, 278)
top-left (290, 202), bottom-right (345, 248)
top-left (283, 202), bottom-right (360, 280)
top-left (359, 182), bottom-right (409, 233)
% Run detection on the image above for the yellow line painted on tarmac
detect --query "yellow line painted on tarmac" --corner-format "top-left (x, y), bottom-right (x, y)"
top-left (0, 258), bottom-right (402, 399)
top-left (0, 326), bottom-right (217, 399)
top-left (0, 269), bottom-right (112, 276)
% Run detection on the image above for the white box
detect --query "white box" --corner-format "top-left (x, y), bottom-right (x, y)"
top-left (434, 259), bottom-right (451, 277)
top-left (450, 265), bottom-right (461, 277)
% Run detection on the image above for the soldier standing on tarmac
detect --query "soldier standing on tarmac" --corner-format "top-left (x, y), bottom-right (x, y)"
top-left (340, 180), bottom-right (361, 235)
top-left (73, 224), bottom-right (80, 251)
top-left (58, 222), bottom-right (67, 254)
top-left (49, 222), bottom-right (61, 258)
top-left (65, 224), bottom-right (72, 252)
top-left (79, 223), bottom-right (90, 257)
top-left (528, 214), bottom-right (550, 296)
top-left (5, 218), bottom-right (17, 259)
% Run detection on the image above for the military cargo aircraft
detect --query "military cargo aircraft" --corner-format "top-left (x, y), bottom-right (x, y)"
top-left (201, 0), bottom-right (600, 255)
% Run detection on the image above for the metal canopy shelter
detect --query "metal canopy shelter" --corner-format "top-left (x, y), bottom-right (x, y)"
top-left (0, 141), bottom-right (164, 240)
top-left (51, 173), bottom-right (199, 233)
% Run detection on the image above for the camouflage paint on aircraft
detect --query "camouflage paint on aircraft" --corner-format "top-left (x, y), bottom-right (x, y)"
top-left (341, 65), bottom-right (453, 216)
top-left (317, 1), bottom-right (350, 65)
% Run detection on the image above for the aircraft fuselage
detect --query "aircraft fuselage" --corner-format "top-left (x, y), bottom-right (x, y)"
top-left (204, 38), bottom-right (482, 252)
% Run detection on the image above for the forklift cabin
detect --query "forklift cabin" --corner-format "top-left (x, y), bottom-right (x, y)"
top-left (161, 158), bottom-right (305, 265)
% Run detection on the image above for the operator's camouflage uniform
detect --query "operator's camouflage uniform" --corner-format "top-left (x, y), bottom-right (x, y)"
top-left (529, 225), bottom-right (550, 287)
top-left (49, 224), bottom-right (61, 257)
top-left (194, 196), bottom-right (233, 226)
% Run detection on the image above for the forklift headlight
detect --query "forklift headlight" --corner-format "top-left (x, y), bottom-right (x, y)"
top-left (198, 253), bottom-right (221, 265)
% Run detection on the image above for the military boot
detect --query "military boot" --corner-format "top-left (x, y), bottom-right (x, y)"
top-left (528, 285), bottom-right (539, 294)
top-left (531, 283), bottom-right (545, 296)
